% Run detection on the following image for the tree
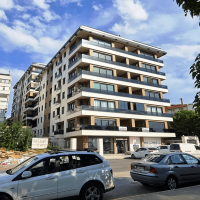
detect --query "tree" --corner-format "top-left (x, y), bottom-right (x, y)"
top-left (0, 121), bottom-right (34, 152)
top-left (174, 0), bottom-right (200, 115)
top-left (169, 110), bottom-right (200, 138)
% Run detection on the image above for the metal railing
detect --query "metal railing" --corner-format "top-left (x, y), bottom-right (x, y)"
top-left (68, 70), bottom-right (167, 89)
top-left (68, 54), bottom-right (165, 76)
top-left (67, 87), bottom-right (170, 103)
top-left (57, 60), bottom-right (62, 66)
top-left (66, 124), bottom-right (174, 133)
top-left (69, 39), bottom-right (164, 64)
top-left (54, 130), bottom-right (64, 135)
top-left (66, 105), bottom-right (172, 117)
top-left (56, 73), bottom-right (62, 79)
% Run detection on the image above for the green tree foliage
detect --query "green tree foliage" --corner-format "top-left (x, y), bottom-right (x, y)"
top-left (0, 121), bottom-right (34, 152)
top-left (169, 110), bottom-right (200, 138)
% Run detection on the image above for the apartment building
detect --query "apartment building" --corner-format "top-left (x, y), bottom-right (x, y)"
top-left (0, 73), bottom-right (11, 123)
top-left (31, 25), bottom-right (175, 154)
top-left (11, 63), bottom-right (45, 124)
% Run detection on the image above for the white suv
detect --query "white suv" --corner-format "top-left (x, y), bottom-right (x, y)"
top-left (0, 151), bottom-right (115, 200)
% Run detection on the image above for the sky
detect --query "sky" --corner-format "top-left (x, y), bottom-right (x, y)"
top-left (0, 0), bottom-right (199, 118)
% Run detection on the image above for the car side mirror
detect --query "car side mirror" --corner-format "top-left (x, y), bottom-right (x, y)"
top-left (22, 171), bottom-right (32, 179)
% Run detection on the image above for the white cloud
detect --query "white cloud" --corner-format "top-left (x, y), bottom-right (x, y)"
top-left (113, 0), bottom-right (148, 21)
top-left (21, 14), bottom-right (31, 20)
top-left (60, 0), bottom-right (83, 6)
top-left (92, 4), bottom-right (103, 11)
top-left (163, 44), bottom-right (200, 60)
top-left (32, 0), bottom-right (50, 10)
top-left (43, 10), bottom-right (60, 21)
top-left (0, 10), bottom-right (8, 20)
top-left (0, 0), bottom-right (14, 10)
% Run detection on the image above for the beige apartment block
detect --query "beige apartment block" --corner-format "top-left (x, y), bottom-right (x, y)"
top-left (0, 73), bottom-right (11, 123)
top-left (12, 26), bottom-right (175, 154)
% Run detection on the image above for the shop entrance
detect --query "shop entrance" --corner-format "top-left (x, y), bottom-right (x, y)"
top-left (116, 139), bottom-right (128, 154)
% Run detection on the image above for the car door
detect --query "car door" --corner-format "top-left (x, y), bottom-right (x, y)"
top-left (182, 154), bottom-right (200, 181)
top-left (140, 148), bottom-right (147, 158)
top-left (169, 154), bottom-right (191, 183)
top-left (134, 148), bottom-right (141, 158)
top-left (17, 157), bottom-right (58, 200)
top-left (57, 154), bottom-right (88, 198)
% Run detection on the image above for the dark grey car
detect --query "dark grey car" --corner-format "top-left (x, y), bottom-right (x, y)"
top-left (130, 153), bottom-right (200, 190)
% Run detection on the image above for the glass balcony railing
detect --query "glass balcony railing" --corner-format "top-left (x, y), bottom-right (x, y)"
top-left (67, 87), bottom-right (170, 103)
top-left (68, 70), bottom-right (167, 89)
top-left (66, 124), bottom-right (174, 133)
top-left (57, 60), bottom-right (62, 66)
top-left (69, 39), bottom-right (164, 64)
top-left (67, 105), bottom-right (172, 117)
top-left (68, 54), bottom-right (165, 76)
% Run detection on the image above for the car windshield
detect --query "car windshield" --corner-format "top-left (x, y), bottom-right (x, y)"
top-left (142, 154), bottom-right (166, 163)
top-left (6, 156), bottom-right (39, 175)
top-left (148, 148), bottom-right (157, 150)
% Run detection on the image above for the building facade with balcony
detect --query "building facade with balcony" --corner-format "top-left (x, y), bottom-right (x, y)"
top-left (11, 63), bottom-right (45, 125)
top-left (0, 73), bottom-right (11, 123)
top-left (31, 25), bottom-right (175, 154)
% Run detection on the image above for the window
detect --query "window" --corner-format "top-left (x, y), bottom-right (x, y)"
top-left (62, 92), bottom-right (65, 99)
top-left (68, 120), bottom-right (75, 128)
top-left (51, 66), bottom-right (53, 71)
top-left (46, 92), bottom-right (48, 97)
top-left (51, 76), bottom-right (53, 82)
top-left (140, 51), bottom-right (154, 59)
top-left (68, 102), bottom-right (75, 111)
top-left (83, 155), bottom-right (103, 166)
top-left (49, 100), bottom-right (51, 107)
top-left (62, 107), bottom-right (64, 114)
top-left (69, 71), bottom-right (76, 79)
top-left (170, 155), bottom-right (185, 164)
top-left (47, 80), bottom-right (48, 86)
top-left (93, 82), bottom-right (114, 92)
top-left (69, 56), bottom-right (76, 64)
top-left (53, 111), bottom-right (55, 118)
top-left (63, 78), bottom-right (65, 85)
top-left (55, 72), bottom-right (57, 78)
top-left (44, 115), bottom-right (46, 122)
top-left (69, 86), bottom-right (75, 94)
top-left (38, 119), bottom-right (39, 124)
top-left (182, 154), bottom-right (199, 164)
top-left (93, 66), bottom-right (113, 76)
top-left (93, 51), bottom-right (112, 61)
top-left (50, 88), bottom-right (52, 94)
top-left (149, 122), bottom-right (165, 132)
top-left (28, 158), bottom-right (56, 177)
top-left (118, 101), bottom-right (129, 110)
top-left (133, 103), bottom-right (145, 111)
top-left (43, 84), bottom-right (45, 89)
top-left (41, 117), bottom-right (42, 122)
top-left (170, 144), bottom-right (180, 151)
top-left (48, 113), bottom-right (51, 119)
top-left (47, 69), bottom-right (49, 74)
top-left (48, 127), bottom-right (50, 133)
top-left (42, 105), bottom-right (43, 111)
top-left (39, 107), bottom-right (40, 112)
top-left (42, 94), bottom-right (44, 100)
top-left (3, 86), bottom-right (5, 90)
top-left (45, 103), bottom-right (47, 109)
top-left (143, 77), bottom-right (158, 84)
top-left (147, 106), bottom-right (162, 114)
top-left (93, 38), bottom-right (111, 47)
top-left (54, 85), bottom-right (56, 91)
top-left (94, 100), bottom-right (115, 109)
top-left (63, 64), bottom-right (66, 71)
top-left (54, 98), bottom-right (56, 104)
top-left (52, 125), bottom-right (54, 131)
top-left (142, 63), bottom-right (156, 71)
top-left (64, 52), bottom-right (66, 58)
top-left (145, 91), bottom-right (160, 98)
top-left (40, 97), bottom-right (41, 101)
top-left (95, 118), bottom-right (116, 126)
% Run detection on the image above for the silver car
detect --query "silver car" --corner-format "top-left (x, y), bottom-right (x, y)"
top-left (130, 153), bottom-right (200, 190)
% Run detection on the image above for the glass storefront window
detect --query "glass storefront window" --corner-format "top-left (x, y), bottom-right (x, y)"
top-left (103, 138), bottom-right (114, 154)
top-left (88, 138), bottom-right (97, 149)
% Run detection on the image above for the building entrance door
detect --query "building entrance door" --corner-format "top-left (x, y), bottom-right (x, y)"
top-left (116, 139), bottom-right (128, 154)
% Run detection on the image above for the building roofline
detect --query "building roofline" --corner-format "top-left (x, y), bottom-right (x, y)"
top-left (0, 73), bottom-right (11, 76)
top-left (34, 25), bottom-right (167, 82)
top-left (13, 62), bottom-right (46, 89)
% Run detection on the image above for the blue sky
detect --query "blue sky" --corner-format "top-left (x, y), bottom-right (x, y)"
top-left (0, 0), bottom-right (199, 118)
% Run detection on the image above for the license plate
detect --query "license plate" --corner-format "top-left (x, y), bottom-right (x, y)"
top-left (135, 166), bottom-right (145, 171)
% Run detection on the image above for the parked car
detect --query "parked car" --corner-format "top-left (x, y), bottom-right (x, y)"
top-left (130, 153), bottom-right (200, 190)
top-left (131, 147), bottom-right (158, 158)
top-left (0, 150), bottom-right (115, 200)
top-left (170, 143), bottom-right (200, 155)
top-left (157, 145), bottom-right (170, 153)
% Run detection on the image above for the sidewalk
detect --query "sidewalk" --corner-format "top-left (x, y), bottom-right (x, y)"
top-left (103, 154), bottom-right (130, 160)
top-left (114, 184), bottom-right (200, 200)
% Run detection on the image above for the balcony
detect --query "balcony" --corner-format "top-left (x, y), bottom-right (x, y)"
top-left (56, 73), bottom-right (62, 79)
top-left (57, 60), bottom-right (62, 67)
top-left (67, 124), bottom-right (174, 133)
top-left (54, 130), bottom-right (64, 135)
top-left (69, 39), bottom-right (164, 64)
top-left (56, 86), bottom-right (62, 91)
top-left (68, 54), bottom-right (165, 77)
top-left (55, 99), bottom-right (61, 104)
top-left (55, 115), bottom-right (60, 120)
top-left (68, 70), bottom-right (167, 89)
top-left (25, 96), bottom-right (34, 101)
top-left (66, 105), bottom-right (172, 117)
top-left (67, 87), bottom-right (170, 103)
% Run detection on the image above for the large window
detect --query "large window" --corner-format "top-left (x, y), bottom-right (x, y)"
top-left (93, 82), bottom-right (114, 92)
top-left (68, 102), bottom-right (75, 111)
top-left (94, 100), bottom-right (115, 109)
top-left (142, 63), bottom-right (156, 71)
top-left (93, 38), bottom-right (111, 47)
top-left (69, 85), bottom-right (75, 94)
top-left (69, 56), bottom-right (76, 64)
top-left (140, 51), bottom-right (154, 59)
top-left (69, 70), bottom-right (76, 79)
top-left (149, 121), bottom-right (165, 132)
top-left (145, 91), bottom-right (160, 98)
top-left (68, 120), bottom-right (75, 128)
top-left (93, 66), bottom-right (113, 76)
top-left (103, 138), bottom-right (114, 154)
top-left (118, 101), bottom-right (130, 110)
top-left (93, 52), bottom-right (112, 61)
top-left (143, 77), bottom-right (158, 84)
top-left (95, 118), bottom-right (116, 126)
top-left (133, 103), bottom-right (145, 111)
top-left (147, 106), bottom-right (162, 114)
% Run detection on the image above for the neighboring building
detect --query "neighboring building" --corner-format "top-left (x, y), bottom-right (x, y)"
top-left (11, 63), bottom-right (45, 124)
top-left (0, 73), bottom-right (11, 123)
top-left (12, 25), bottom-right (175, 153)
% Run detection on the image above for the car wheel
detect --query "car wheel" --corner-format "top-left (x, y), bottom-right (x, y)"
top-left (145, 154), bottom-right (148, 157)
top-left (80, 182), bottom-right (103, 200)
top-left (131, 154), bottom-right (135, 159)
top-left (0, 194), bottom-right (12, 200)
top-left (140, 182), bottom-right (149, 186)
top-left (165, 176), bottom-right (177, 190)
